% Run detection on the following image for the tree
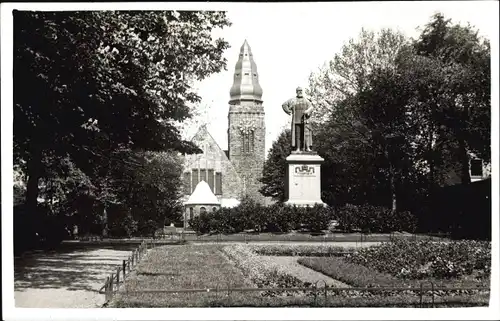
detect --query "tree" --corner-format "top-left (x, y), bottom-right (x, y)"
top-left (306, 28), bottom-right (410, 129)
top-left (14, 11), bottom-right (231, 221)
top-left (259, 129), bottom-right (292, 202)
top-left (414, 13), bottom-right (491, 184)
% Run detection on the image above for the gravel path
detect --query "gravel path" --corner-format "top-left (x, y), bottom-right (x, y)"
top-left (15, 248), bottom-right (132, 308)
top-left (264, 256), bottom-right (349, 287)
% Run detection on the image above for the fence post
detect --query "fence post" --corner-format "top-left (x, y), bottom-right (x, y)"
top-left (313, 283), bottom-right (318, 307)
top-left (104, 277), bottom-right (109, 302)
top-left (123, 260), bottom-right (126, 279)
top-left (131, 254), bottom-right (134, 267)
top-left (116, 267), bottom-right (121, 290)
top-left (109, 273), bottom-right (114, 300)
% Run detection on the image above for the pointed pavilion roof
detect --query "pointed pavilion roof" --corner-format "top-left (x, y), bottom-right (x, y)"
top-left (184, 180), bottom-right (220, 205)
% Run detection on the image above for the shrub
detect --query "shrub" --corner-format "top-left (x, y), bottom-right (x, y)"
top-left (301, 204), bottom-right (332, 232)
top-left (188, 202), bottom-right (336, 234)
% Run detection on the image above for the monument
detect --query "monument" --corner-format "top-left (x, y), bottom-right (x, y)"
top-left (282, 87), bottom-right (325, 207)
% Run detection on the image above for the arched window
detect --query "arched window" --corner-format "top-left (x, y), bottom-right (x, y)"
top-left (241, 131), bottom-right (255, 154)
top-left (189, 207), bottom-right (194, 220)
top-left (200, 207), bottom-right (207, 214)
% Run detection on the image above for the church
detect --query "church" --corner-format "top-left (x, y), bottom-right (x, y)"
top-left (180, 40), bottom-right (268, 209)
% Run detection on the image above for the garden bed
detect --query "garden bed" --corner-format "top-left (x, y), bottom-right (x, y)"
top-left (297, 239), bottom-right (490, 300)
top-left (249, 244), bottom-right (356, 256)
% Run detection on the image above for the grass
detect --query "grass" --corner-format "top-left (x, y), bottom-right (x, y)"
top-left (110, 244), bottom-right (254, 307)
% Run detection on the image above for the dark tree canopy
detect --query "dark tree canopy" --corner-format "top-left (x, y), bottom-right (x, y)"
top-left (259, 129), bottom-right (292, 202)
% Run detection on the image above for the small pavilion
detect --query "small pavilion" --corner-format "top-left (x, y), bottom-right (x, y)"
top-left (183, 180), bottom-right (221, 228)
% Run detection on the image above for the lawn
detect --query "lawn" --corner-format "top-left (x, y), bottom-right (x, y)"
top-left (109, 240), bottom-right (490, 307)
top-left (111, 244), bottom-right (254, 307)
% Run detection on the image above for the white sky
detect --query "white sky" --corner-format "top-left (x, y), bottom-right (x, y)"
top-left (189, 1), bottom-right (499, 157)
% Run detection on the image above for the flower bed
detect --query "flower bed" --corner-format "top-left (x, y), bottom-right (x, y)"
top-left (221, 245), bottom-right (313, 297)
top-left (346, 239), bottom-right (491, 280)
top-left (249, 244), bottom-right (355, 257)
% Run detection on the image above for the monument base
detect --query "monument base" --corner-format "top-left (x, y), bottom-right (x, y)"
top-left (284, 153), bottom-right (326, 207)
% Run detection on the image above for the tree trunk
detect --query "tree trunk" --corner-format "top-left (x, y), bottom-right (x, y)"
top-left (25, 145), bottom-right (42, 215)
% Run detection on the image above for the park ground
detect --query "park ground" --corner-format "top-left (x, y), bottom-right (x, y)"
top-left (13, 240), bottom-right (373, 308)
top-left (13, 236), bottom-right (490, 308)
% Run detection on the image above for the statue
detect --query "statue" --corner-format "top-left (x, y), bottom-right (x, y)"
top-left (282, 87), bottom-right (314, 152)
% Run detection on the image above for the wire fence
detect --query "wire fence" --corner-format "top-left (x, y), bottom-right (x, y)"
top-left (113, 280), bottom-right (490, 308)
top-left (98, 239), bottom-right (160, 304)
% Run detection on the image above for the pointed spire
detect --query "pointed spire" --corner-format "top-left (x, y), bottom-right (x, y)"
top-left (229, 40), bottom-right (263, 104)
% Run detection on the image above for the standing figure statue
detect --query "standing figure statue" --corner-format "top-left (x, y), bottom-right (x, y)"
top-left (282, 86), bottom-right (314, 152)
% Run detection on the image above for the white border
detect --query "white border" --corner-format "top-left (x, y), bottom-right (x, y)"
top-left (2, 2), bottom-right (499, 320)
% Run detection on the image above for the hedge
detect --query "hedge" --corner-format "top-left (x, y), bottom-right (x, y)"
top-left (188, 198), bottom-right (418, 235)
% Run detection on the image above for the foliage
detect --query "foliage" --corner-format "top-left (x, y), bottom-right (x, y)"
top-left (302, 13), bottom-right (490, 227)
top-left (222, 245), bottom-right (312, 297)
top-left (13, 11), bottom-right (231, 245)
top-left (259, 129), bottom-right (292, 202)
top-left (188, 201), bottom-right (419, 235)
top-left (347, 239), bottom-right (491, 280)
top-left (188, 203), bottom-right (335, 235)
top-left (335, 204), bottom-right (417, 233)
top-left (250, 244), bottom-right (354, 257)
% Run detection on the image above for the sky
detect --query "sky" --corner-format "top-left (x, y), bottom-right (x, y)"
top-left (186, 1), bottom-right (499, 157)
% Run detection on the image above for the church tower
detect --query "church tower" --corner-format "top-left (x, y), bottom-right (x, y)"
top-left (228, 40), bottom-right (266, 202)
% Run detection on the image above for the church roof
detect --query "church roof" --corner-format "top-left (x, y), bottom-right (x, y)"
top-left (184, 180), bottom-right (221, 205)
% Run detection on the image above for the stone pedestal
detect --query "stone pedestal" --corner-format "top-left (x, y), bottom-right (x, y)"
top-left (284, 153), bottom-right (325, 207)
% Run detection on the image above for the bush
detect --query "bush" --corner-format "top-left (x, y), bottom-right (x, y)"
top-left (335, 204), bottom-right (417, 233)
top-left (188, 202), bottom-right (335, 235)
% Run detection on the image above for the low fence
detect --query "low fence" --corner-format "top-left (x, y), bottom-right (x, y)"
top-left (99, 240), bottom-right (159, 304)
top-left (118, 281), bottom-right (490, 308)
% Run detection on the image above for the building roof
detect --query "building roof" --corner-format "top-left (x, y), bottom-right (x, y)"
top-left (184, 180), bottom-right (221, 205)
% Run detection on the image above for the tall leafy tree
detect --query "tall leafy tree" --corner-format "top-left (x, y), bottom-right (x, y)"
top-left (259, 129), bottom-right (292, 202)
top-left (14, 11), bottom-right (231, 218)
top-left (414, 13), bottom-right (491, 184)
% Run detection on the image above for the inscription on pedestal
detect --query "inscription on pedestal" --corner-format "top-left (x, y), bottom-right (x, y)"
top-left (293, 165), bottom-right (316, 177)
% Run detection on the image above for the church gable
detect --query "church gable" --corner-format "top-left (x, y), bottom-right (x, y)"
top-left (181, 125), bottom-right (243, 201)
